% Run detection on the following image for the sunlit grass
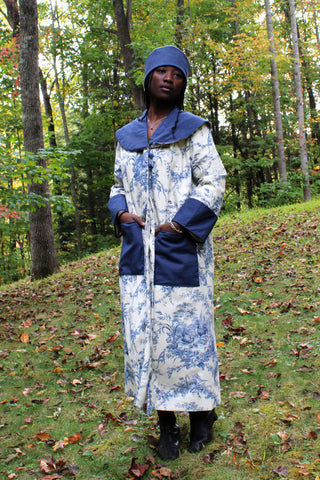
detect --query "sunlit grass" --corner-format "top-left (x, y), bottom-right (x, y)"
top-left (0, 200), bottom-right (319, 479)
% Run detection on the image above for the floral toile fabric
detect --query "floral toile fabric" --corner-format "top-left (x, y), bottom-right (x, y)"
top-left (108, 106), bottom-right (226, 415)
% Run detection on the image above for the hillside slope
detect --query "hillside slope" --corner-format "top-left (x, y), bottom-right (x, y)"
top-left (0, 200), bottom-right (319, 480)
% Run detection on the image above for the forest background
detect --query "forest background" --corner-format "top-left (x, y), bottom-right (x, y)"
top-left (0, 0), bottom-right (320, 285)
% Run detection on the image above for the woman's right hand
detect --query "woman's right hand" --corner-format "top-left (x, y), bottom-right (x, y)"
top-left (118, 211), bottom-right (145, 227)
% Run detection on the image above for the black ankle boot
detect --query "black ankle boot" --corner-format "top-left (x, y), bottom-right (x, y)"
top-left (188, 409), bottom-right (218, 453)
top-left (157, 410), bottom-right (180, 461)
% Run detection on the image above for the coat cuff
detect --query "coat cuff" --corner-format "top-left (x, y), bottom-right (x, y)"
top-left (173, 197), bottom-right (217, 243)
top-left (108, 194), bottom-right (128, 237)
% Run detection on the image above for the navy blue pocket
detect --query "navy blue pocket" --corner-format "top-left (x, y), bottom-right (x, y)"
top-left (154, 232), bottom-right (199, 287)
top-left (119, 222), bottom-right (144, 275)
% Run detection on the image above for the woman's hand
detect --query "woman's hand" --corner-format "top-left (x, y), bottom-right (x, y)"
top-left (117, 211), bottom-right (145, 227)
top-left (155, 221), bottom-right (183, 236)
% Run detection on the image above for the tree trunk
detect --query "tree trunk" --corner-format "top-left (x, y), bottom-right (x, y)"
top-left (39, 68), bottom-right (57, 148)
top-left (50, 1), bottom-right (82, 254)
top-left (19, 0), bottom-right (59, 278)
top-left (313, 7), bottom-right (320, 50)
top-left (264, 0), bottom-right (287, 182)
top-left (288, 0), bottom-right (311, 201)
top-left (3, 0), bottom-right (20, 37)
top-left (297, 23), bottom-right (320, 148)
top-left (230, 95), bottom-right (241, 210)
top-left (176, 0), bottom-right (185, 49)
top-left (112, 0), bottom-right (144, 111)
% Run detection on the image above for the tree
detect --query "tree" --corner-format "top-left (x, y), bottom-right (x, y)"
top-left (264, 0), bottom-right (287, 182)
top-left (19, 0), bottom-right (59, 277)
top-left (112, 0), bottom-right (144, 111)
top-left (288, 0), bottom-right (311, 201)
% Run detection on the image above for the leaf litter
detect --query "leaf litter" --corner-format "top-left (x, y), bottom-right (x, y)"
top-left (0, 203), bottom-right (320, 479)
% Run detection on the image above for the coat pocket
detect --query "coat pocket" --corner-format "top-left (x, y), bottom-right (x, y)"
top-left (119, 222), bottom-right (144, 275)
top-left (154, 232), bottom-right (199, 287)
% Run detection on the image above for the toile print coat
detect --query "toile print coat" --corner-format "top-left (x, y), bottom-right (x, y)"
top-left (108, 106), bottom-right (226, 415)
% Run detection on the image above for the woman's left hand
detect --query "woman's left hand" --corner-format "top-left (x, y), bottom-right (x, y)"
top-left (155, 221), bottom-right (183, 236)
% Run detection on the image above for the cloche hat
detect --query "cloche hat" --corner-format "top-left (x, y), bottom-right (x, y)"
top-left (144, 46), bottom-right (191, 86)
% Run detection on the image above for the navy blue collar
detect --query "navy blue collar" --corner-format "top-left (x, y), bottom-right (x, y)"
top-left (116, 106), bottom-right (208, 151)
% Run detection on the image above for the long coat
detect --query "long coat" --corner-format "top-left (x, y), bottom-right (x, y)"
top-left (108, 107), bottom-right (226, 414)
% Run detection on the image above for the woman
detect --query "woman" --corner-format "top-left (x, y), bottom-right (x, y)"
top-left (108, 46), bottom-right (226, 461)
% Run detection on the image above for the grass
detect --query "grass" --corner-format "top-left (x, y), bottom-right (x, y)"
top-left (0, 199), bottom-right (320, 480)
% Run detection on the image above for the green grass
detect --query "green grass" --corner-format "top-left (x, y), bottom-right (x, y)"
top-left (1, 200), bottom-right (320, 480)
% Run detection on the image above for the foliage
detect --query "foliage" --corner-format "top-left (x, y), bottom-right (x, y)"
top-left (0, 142), bottom-right (78, 283)
top-left (1, 0), bottom-right (320, 282)
top-left (0, 200), bottom-right (319, 479)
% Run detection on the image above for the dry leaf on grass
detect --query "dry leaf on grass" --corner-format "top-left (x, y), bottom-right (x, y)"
top-left (129, 457), bottom-right (149, 477)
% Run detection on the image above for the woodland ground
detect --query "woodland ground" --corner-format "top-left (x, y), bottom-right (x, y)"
top-left (0, 200), bottom-right (320, 480)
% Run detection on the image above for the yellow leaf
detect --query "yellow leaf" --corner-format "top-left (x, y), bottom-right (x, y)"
top-left (20, 332), bottom-right (29, 343)
top-left (247, 459), bottom-right (258, 470)
top-left (237, 307), bottom-right (249, 314)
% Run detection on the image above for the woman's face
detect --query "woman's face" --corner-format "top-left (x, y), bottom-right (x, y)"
top-left (149, 66), bottom-right (185, 105)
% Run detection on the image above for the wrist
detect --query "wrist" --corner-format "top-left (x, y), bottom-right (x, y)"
top-left (117, 210), bottom-right (128, 222)
top-left (170, 220), bottom-right (183, 234)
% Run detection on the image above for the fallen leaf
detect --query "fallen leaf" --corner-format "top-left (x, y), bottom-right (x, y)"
top-left (52, 439), bottom-right (67, 451)
top-left (222, 316), bottom-right (233, 328)
top-left (68, 432), bottom-right (81, 444)
top-left (122, 446), bottom-right (139, 455)
top-left (247, 459), bottom-right (258, 470)
top-left (266, 359), bottom-right (277, 367)
top-left (237, 307), bottom-right (250, 314)
top-left (280, 413), bottom-right (299, 424)
top-left (145, 454), bottom-right (155, 464)
top-left (39, 459), bottom-right (55, 474)
top-left (157, 466), bottom-right (175, 477)
top-left (72, 379), bottom-right (82, 385)
top-left (273, 465), bottom-right (289, 476)
top-left (297, 365), bottom-right (314, 372)
top-left (5, 448), bottom-right (25, 463)
top-left (230, 391), bottom-right (247, 398)
top-left (35, 432), bottom-right (51, 442)
top-left (52, 345), bottom-right (63, 352)
top-left (203, 450), bottom-right (219, 463)
top-left (22, 319), bottom-right (32, 327)
top-left (53, 367), bottom-right (65, 373)
top-left (308, 430), bottom-right (318, 440)
top-left (39, 476), bottom-right (61, 480)
top-left (22, 388), bottom-right (33, 396)
top-left (107, 331), bottom-right (120, 342)
top-left (129, 457), bottom-right (149, 477)
top-left (20, 332), bottom-right (29, 343)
